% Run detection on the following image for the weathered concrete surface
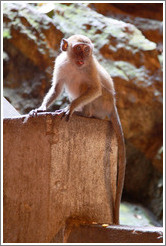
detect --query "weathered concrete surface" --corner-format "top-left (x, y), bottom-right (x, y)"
top-left (3, 113), bottom-right (118, 243)
top-left (67, 224), bottom-right (163, 243)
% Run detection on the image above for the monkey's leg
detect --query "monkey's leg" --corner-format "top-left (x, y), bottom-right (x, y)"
top-left (61, 88), bottom-right (102, 121)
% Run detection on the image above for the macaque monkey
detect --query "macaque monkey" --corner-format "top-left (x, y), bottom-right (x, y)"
top-left (29, 34), bottom-right (126, 225)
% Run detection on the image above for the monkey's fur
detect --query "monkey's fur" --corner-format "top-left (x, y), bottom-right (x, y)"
top-left (30, 34), bottom-right (126, 225)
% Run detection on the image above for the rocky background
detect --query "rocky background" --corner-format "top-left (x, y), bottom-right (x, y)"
top-left (3, 3), bottom-right (163, 225)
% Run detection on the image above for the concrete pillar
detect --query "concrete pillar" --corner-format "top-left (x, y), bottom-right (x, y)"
top-left (3, 113), bottom-right (117, 243)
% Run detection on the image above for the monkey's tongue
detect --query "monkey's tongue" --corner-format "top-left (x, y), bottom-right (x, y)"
top-left (77, 60), bottom-right (84, 66)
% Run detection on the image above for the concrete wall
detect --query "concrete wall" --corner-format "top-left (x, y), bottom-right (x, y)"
top-left (3, 113), bottom-right (118, 243)
top-left (67, 224), bottom-right (163, 243)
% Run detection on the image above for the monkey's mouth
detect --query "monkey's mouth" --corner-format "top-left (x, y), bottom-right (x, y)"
top-left (76, 60), bottom-right (84, 66)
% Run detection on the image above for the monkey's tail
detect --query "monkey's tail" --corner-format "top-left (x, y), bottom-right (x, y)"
top-left (111, 106), bottom-right (126, 225)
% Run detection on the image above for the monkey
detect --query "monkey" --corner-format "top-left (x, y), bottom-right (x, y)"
top-left (29, 34), bottom-right (126, 225)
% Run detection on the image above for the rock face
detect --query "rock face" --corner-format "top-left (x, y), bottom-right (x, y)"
top-left (3, 3), bottom-right (163, 223)
top-left (3, 3), bottom-right (63, 114)
top-left (89, 3), bottom-right (163, 21)
top-left (89, 4), bottom-right (163, 55)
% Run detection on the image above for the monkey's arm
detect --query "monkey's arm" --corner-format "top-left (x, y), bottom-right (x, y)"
top-left (29, 81), bottom-right (63, 116)
top-left (40, 81), bottom-right (63, 109)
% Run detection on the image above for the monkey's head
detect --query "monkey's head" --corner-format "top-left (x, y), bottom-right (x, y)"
top-left (60, 35), bottom-right (94, 67)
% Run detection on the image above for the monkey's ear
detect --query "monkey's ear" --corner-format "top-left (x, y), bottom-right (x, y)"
top-left (60, 39), bottom-right (68, 51)
top-left (91, 43), bottom-right (94, 50)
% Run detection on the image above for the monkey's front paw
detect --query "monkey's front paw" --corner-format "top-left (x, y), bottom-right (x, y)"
top-left (61, 111), bottom-right (70, 121)
top-left (54, 109), bottom-right (65, 115)
top-left (29, 108), bottom-right (46, 117)
top-left (61, 110), bottom-right (71, 122)
top-left (29, 109), bottom-right (38, 117)
top-left (57, 106), bottom-right (71, 121)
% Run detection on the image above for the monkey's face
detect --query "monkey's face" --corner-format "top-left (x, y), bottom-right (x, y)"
top-left (61, 35), bottom-right (93, 68)
top-left (72, 43), bottom-right (92, 67)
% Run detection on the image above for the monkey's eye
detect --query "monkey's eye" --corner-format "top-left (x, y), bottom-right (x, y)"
top-left (84, 46), bottom-right (90, 54)
top-left (76, 45), bottom-right (82, 51)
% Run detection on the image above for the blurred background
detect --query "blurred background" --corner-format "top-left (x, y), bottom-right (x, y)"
top-left (3, 3), bottom-right (163, 226)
